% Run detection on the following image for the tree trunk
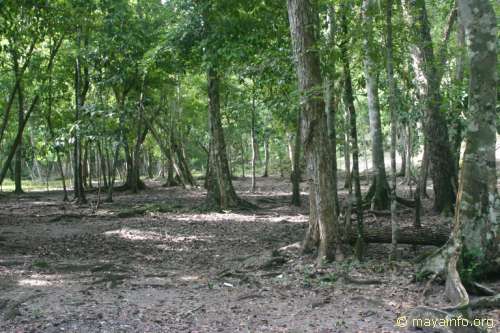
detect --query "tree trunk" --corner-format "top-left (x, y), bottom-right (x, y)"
top-left (240, 139), bottom-right (246, 178)
top-left (385, 0), bottom-right (399, 260)
top-left (404, 124), bottom-right (413, 185)
top-left (287, 0), bottom-right (342, 262)
top-left (340, 6), bottom-right (364, 260)
top-left (401, 0), bottom-right (457, 214)
top-left (343, 113), bottom-right (351, 189)
top-left (362, 0), bottom-right (389, 211)
top-left (345, 224), bottom-right (449, 247)
top-left (251, 88), bottom-right (257, 192)
top-left (421, 0), bottom-right (498, 306)
top-left (324, 5), bottom-right (340, 217)
top-left (97, 141), bottom-right (108, 189)
top-left (291, 113), bottom-right (301, 207)
top-left (398, 125), bottom-right (407, 177)
top-left (14, 79), bottom-right (24, 194)
top-left (205, 67), bottom-right (242, 208)
top-left (262, 133), bottom-right (270, 178)
top-left (73, 30), bottom-right (86, 204)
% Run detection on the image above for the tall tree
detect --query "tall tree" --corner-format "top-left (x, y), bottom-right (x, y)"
top-left (421, 0), bottom-right (498, 306)
top-left (287, 0), bottom-right (342, 262)
top-left (340, 4), bottom-right (364, 260)
top-left (362, 0), bottom-right (389, 210)
top-left (401, 0), bottom-right (457, 214)
top-left (385, 0), bottom-right (399, 259)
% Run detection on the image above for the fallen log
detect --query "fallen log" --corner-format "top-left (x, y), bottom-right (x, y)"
top-left (344, 224), bottom-right (450, 246)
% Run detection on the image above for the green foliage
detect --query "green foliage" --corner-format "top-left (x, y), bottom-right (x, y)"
top-left (459, 247), bottom-right (488, 284)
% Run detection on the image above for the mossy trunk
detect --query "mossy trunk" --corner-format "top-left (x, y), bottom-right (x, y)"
top-left (421, 0), bottom-right (498, 306)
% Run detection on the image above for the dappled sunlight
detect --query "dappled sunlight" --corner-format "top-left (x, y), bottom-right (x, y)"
top-left (18, 273), bottom-right (63, 287)
top-left (179, 275), bottom-right (200, 282)
top-left (105, 228), bottom-right (162, 241)
top-left (104, 227), bottom-right (213, 243)
top-left (170, 212), bottom-right (307, 224)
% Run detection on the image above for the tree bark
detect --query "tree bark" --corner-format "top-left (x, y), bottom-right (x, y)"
top-left (421, 0), bottom-right (498, 306)
top-left (362, 0), bottom-right (389, 211)
top-left (385, 0), bottom-right (399, 260)
top-left (345, 224), bottom-right (449, 247)
top-left (288, 0), bottom-right (342, 262)
top-left (251, 87), bottom-right (257, 192)
top-left (401, 0), bottom-right (457, 214)
top-left (324, 5), bottom-right (340, 217)
top-left (205, 67), bottom-right (242, 208)
top-left (262, 132), bottom-right (270, 178)
top-left (340, 6), bottom-right (364, 260)
top-left (290, 113), bottom-right (302, 207)
top-left (14, 77), bottom-right (24, 194)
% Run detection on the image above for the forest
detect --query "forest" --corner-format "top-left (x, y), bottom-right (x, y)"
top-left (0, 0), bottom-right (498, 332)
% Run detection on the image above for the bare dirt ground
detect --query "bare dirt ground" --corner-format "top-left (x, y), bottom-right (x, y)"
top-left (0, 177), bottom-right (498, 333)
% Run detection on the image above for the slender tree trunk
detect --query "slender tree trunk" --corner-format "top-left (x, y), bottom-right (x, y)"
top-left (404, 123), bottom-right (413, 185)
top-left (386, 0), bottom-right (399, 260)
top-left (402, 0), bottom-right (457, 214)
top-left (73, 30), bottom-right (86, 204)
top-left (288, 0), bottom-right (342, 262)
top-left (240, 139), bottom-right (246, 178)
top-left (362, 0), bottom-right (389, 211)
top-left (340, 7), bottom-right (364, 260)
top-left (421, 0), bottom-right (498, 307)
top-left (343, 114), bottom-right (351, 189)
top-left (97, 140), bottom-right (108, 189)
top-left (262, 133), bottom-right (270, 177)
top-left (291, 113), bottom-right (301, 207)
top-left (14, 79), bottom-right (24, 194)
top-left (251, 88), bottom-right (257, 192)
top-left (398, 125), bottom-right (407, 177)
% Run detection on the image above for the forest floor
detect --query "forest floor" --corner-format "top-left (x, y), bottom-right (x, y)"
top-left (0, 177), bottom-right (498, 333)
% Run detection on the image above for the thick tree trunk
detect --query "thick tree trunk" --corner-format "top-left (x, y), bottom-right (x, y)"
top-left (205, 67), bottom-right (242, 208)
top-left (362, 0), bottom-right (389, 211)
top-left (288, 0), bottom-right (342, 262)
top-left (324, 5), bottom-right (340, 217)
top-left (401, 0), bottom-right (457, 214)
top-left (421, 0), bottom-right (498, 306)
top-left (340, 7), bottom-right (364, 260)
top-left (346, 224), bottom-right (449, 247)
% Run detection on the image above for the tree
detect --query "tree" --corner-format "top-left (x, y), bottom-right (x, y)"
top-left (287, 0), bottom-right (342, 262)
top-left (421, 0), bottom-right (498, 307)
top-left (401, 0), bottom-right (457, 214)
top-left (340, 3), bottom-right (364, 260)
top-left (362, 0), bottom-right (390, 210)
